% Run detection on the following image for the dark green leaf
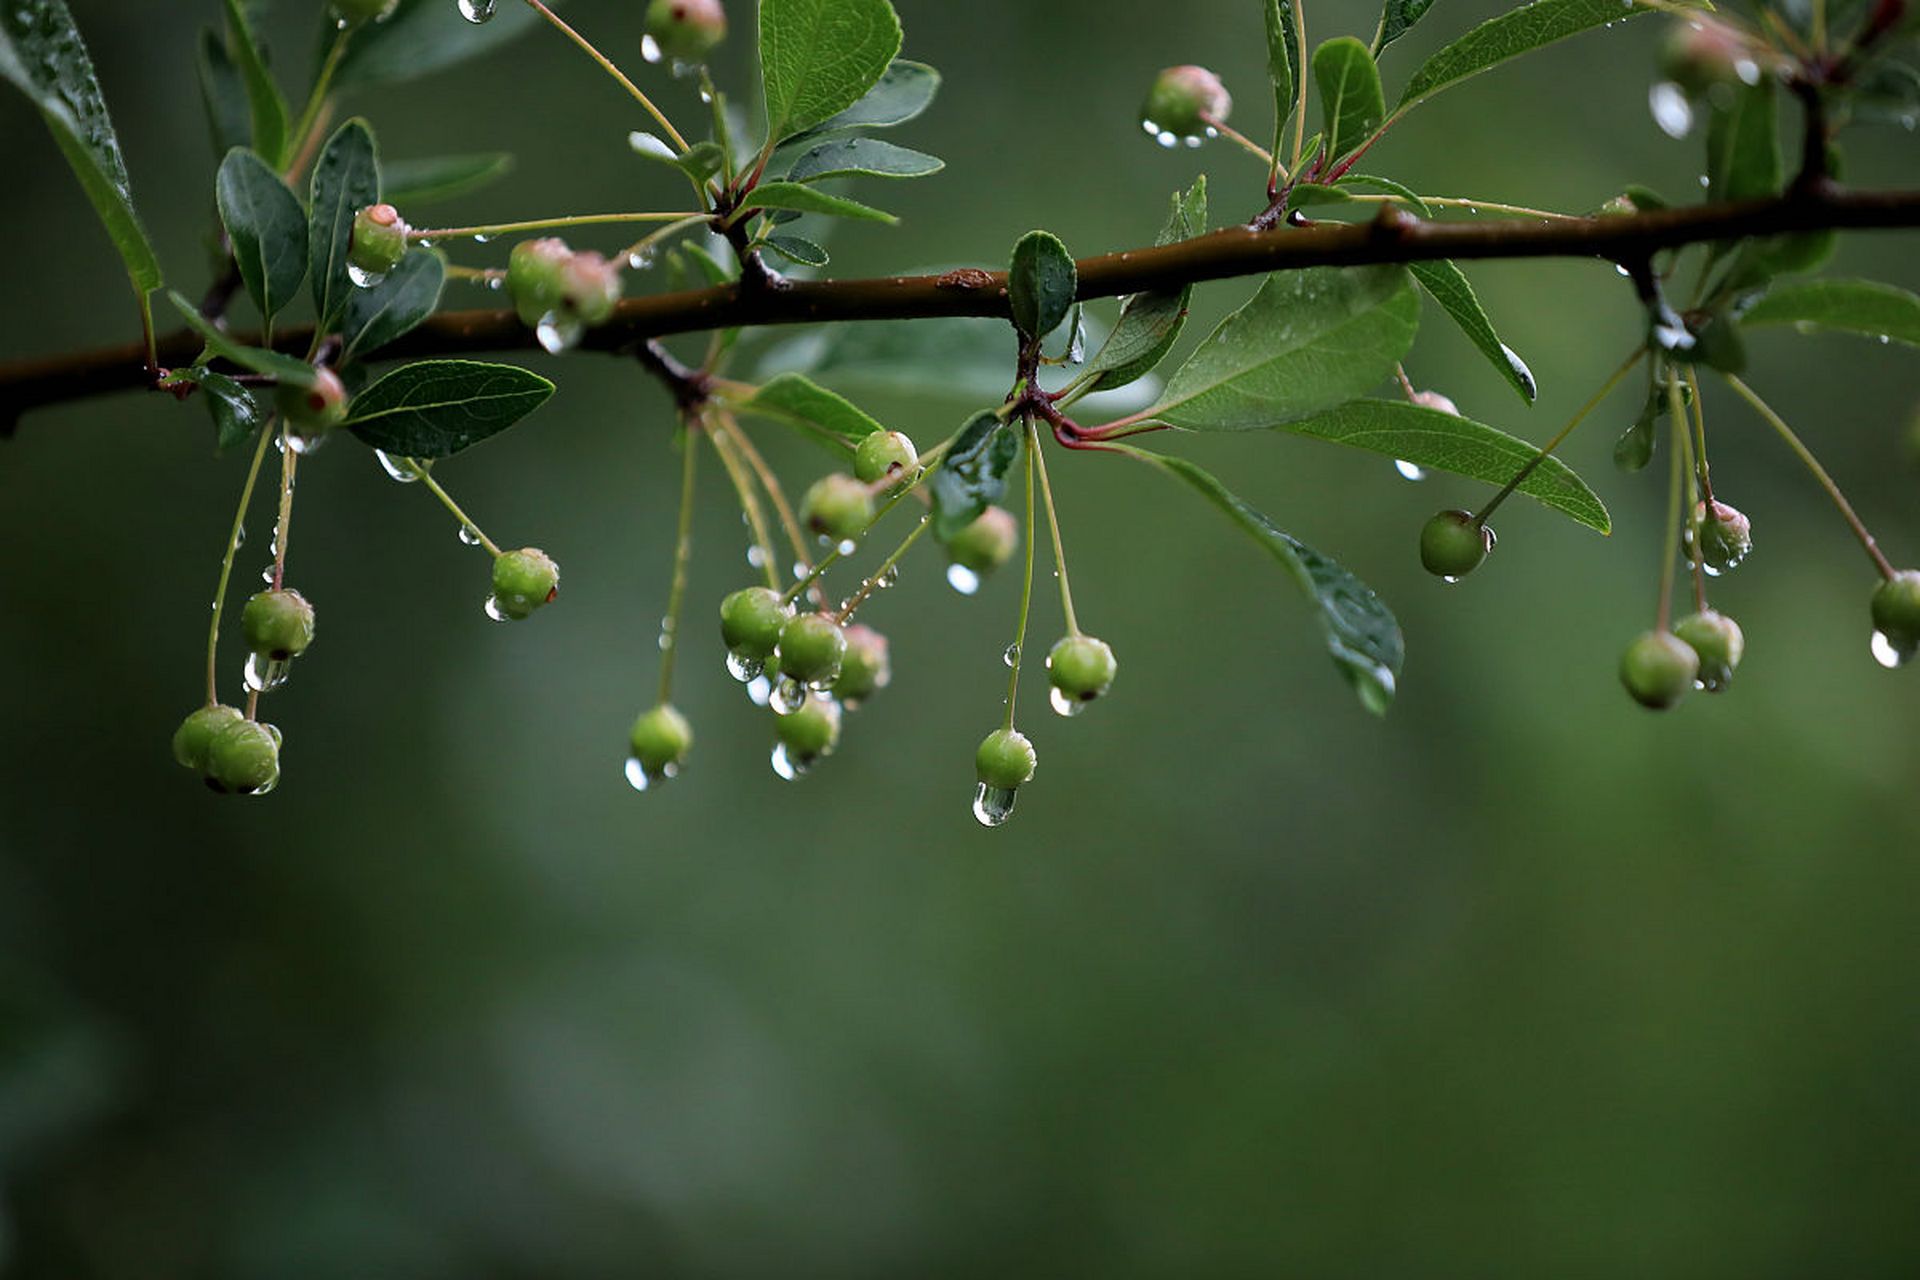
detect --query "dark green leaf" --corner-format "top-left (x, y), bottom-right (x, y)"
top-left (791, 59), bottom-right (940, 140)
top-left (1613, 382), bottom-right (1661, 472)
top-left (1266, 0), bottom-right (1300, 158)
top-left (220, 0), bottom-right (287, 165)
top-left (308, 118), bottom-right (381, 329)
top-left (788, 137), bottom-right (942, 182)
top-left (1706, 79), bottom-right (1780, 206)
top-left (1116, 446), bottom-right (1404, 715)
top-left (764, 234), bottom-right (830, 267)
top-left (1084, 177), bottom-right (1206, 393)
top-left (629, 132), bottom-right (727, 183)
top-left (744, 181), bottom-right (895, 223)
top-left (197, 30), bottom-right (250, 158)
top-left (1008, 231), bottom-right (1077, 340)
top-left (216, 148), bottom-right (309, 324)
top-left (201, 369), bottom-right (266, 452)
top-left (679, 242), bottom-right (735, 286)
top-left (1338, 172), bottom-right (1434, 216)
top-left (742, 371), bottom-right (885, 451)
top-left (340, 251), bottom-right (445, 363)
top-left (1396, 0), bottom-right (1650, 113)
top-left (166, 290), bottom-right (317, 385)
top-left (930, 410), bottom-right (1020, 540)
top-left (381, 152), bottom-right (514, 206)
top-left (344, 360), bottom-right (555, 458)
top-left (1738, 278), bottom-right (1920, 347)
top-left (760, 0), bottom-right (902, 140)
top-left (1407, 259), bottom-right (1537, 403)
top-left (1375, 0), bottom-right (1439, 53)
top-left (1312, 37), bottom-right (1385, 161)
top-left (334, 0), bottom-right (559, 90)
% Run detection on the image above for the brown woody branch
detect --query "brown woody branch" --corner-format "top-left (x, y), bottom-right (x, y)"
top-left (3, 184), bottom-right (1918, 429)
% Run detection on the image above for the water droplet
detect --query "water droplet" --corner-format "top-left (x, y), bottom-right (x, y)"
top-left (626, 246), bottom-right (657, 272)
top-left (234, 524), bottom-right (247, 547)
top-left (1870, 630), bottom-right (1911, 669)
top-left (769, 674), bottom-right (806, 715)
top-left (1155, 130), bottom-right (1178, 149)
top-left (640, 32), bottom-right (663, 62)
top-left (1394, 458), bottom-right (1428, 481)
top-left (243, 652), bottom-right (292, 693)
top-left (1182, 134), bottom-right (1203, 148)
top-left (1141, 119), bottom-right (1161, 137)
top-left (458, 524), bottom-right (484, 547)
top-left (347, 261), bottom-right (387, 289)
top-left (875, 564), bottom-right (899, 589)
top-left (1733, 58), bottom-right (1760, 86)
top-left (472, 233), bottom-right (492, 245)
top-left (726, 649), bottom-right (764, 683)
top-left (836, 538), bottom-right (858, 556)
top-left (770, 742), bottom-right (810, 781)
top-left (1649, 82), bottom-right (1694, 139)
top-left (624, 756), bottom-right (678, 791)
top-left (1049, 685), bottom-right (1089, 717)
top-left (375, 450), bottom-right (419, 483)
top-left (1441, 574), bottom-right (1461, 585)
top-left (456, 0), bottom-right (496, 22)
top-left (535, 312), bottom-right (583, 354)
top-left (972, 783), bottom-right (1018, 827)
top-left (483, 594), bottom-right (509, 622)
top-left (746, 673), bottom-right (774, 706)
top-left (1002, 643), bottom-right (1020, 668)
top-left (947, 564), bottom-right (981, 596)
top-left (261, 565), bottom-right (275, 584)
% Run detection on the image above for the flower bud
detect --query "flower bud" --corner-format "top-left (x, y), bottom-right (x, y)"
top-left (720, 585), bottom-right (790, 660)
top-left (1046, 634), bottom-right (1117, 707)
top-left (1689, 500), bottom-right (1752, 575)
top-left (205, 718), bottom-right (282, 794)
top-left (559, 251), bottom-right (622, 327)
top-left (975, 727), bottom-right (1037, 790)
top-left (1870, 569), bottom-right (1920, 662)
top-left (629, 703), bottom-right (694, 774)
top-left (172, 704), bottom-right (245, 772)
top-left (275, 367), bottom-right (348, 433)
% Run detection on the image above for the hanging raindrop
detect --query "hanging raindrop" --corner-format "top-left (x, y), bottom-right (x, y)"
top-left (972, 783), bottom-right (1018, 827)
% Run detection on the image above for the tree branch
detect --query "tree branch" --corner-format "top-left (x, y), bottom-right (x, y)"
top-left (4, 185), bottom-right (1918, 429)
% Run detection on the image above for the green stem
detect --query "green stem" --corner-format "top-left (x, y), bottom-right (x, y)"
top-left (1723, 374), bottom-right (1895, 579)
top-left (1202, 113), bottom-right (1274, 167)
top-left (410, 211), bottom-right (700, 242)
top-left (706, 418), bottom-right (782, 591)
top-left (717, 412), bottom-right (815, 590)
top-left (205, 420), bottom-right (276, 705)
top-left (405, 459), bottom-right (504, 557)
top-left (1345, 192), bottom-right (1576, 221)
top-left (1002, 423), bottom-right (1038, 730)
top-left (1471, 346), bottom-right (1643, 525)
top-left (270, 425), bottom-right (297, 590)
top-left (285, 27), bottom-right (351, 173)
top-left (520, 0), bottom-right (692, 153)
top-left (834, 516), bottom-right (930, 624)
top-left (779, 455), bottom-right (942, 606)
top-left (1658, 372), bottom-right (1687, 631)
top-left (657, 425), bottom-right (701, 705)
top-left (1028, 420), bottom-right (1079, 635)
top-left (1682, 365), bottom-right (1714, 502)
top-left (1674, 380), bottom-right (1709, 612)
top-left (614, 214), bottom-right (712, 268)
top-left (1290, 0), bottom-right (1310, 170)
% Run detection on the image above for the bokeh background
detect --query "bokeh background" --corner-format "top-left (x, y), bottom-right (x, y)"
top-left (3, 0), bottom-right (1917, 1274)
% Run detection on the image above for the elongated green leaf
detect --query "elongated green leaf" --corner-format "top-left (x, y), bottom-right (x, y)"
top-left (1396, 0), bottom-right (1649, 112)
top-left (744, 181), bottom-right (895, 223)
top-left (0, 0), bottom-right (163, 300)
top-left (1085, 177), bottom-right (1207, 393)
top-left (202, 369), bottom-right (266, 452)
top-left (381, 152), bottom-right (514, 206)
top-left (220, 0), bottom-right (287, 164)
top-left (791, 59), bottom-right (939, 140)
top-left (1613, 382), bottom-right (1662, 472)
top-left (197, 29), bottom-right (250, 157)
top-left (166, 291), bottom-right (317, 385)
top-left (1266, 0), bottom-right (1300, 157)
top-left (788, 138), bottom-right (942, 182)
top-left (1407, 259), bottom-right (1537, 403)
top-left (1149, 266), bottom-right (1418, 430)
top-left (1338, 172), bottom-right (1433, 216)
top-left (1009, 231), bottom-right (1077, 341)
top-left (309, 119), bottom-right (381, 328)
top-left (334, 0), bottom-right (559, 90)
top-left (743, 372), bottom-right (884, 450)
top-left (340, 252), bottom-right (444, 363)
top-left (1376, 0), bottom-right (1439, 52)
top-left (930, 411), bottom-right (1020, 540)
top-left (760, 0), bottom-right (902, 140)
top-left (1313, 37), bottom-right (1385, 160)
top-left (344, 360), bottom-right (555, 458)
top-left (1282, 399), bottom-right (1611, 531)
top-left (764, 234), bottom-right (829, 268)
top-left (1706, 79), bottom-right (1780, 206)
top-left (1739, 279), bottom-right (1920, 347)
top-left (629, 132), bottom-right (727, 183)
top-left (1117, 446), bottom-right (1403, 714)
top-left (216, 148), bottom-right (309, 324)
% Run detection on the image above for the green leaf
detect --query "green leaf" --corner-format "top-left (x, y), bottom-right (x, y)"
top-left (166, 290), bottom-right (317, 386)
top-left (1613, 382), bottom-right (1662, 472)
top-left (220, 0), bottom-right (287, 165)
top-left (334, 0), bottom-right (559, 90)
top-left (381, 152), bottom-right (514, 206)
top-left (344, 360), bottom-right (555, 458)
top-left (1117, 447), bottom-right (1404, 715)
top-left (764, 234), bottom-right (830, 268)
top-left (743, 181), bottom-right (895, 223)
top-left (1738, 279), bottom-right (1920, 347)
top-left (629, 132), bottom-right (727, 183)
top-left (1148, 266), bottom-right (1419, 430)
top-left (1084, 177), bottom-right (1207, 393)
top-left (1008, 231), bottom-right (1077, 341)
top-left (759, 0), bottom-right (902, 140)
top-left (678, 242), bottom-right (735, 287)
top-left (173, 366), bottom-right (267, 453)
top-left (1337, 173), bottom-right (1433, 217)
top-left (788, 137), bottom-right (942, 182)
top-left (197, 29), bottom-right (250, 158)
top-left (340, 251), bottom-right (445, 364)
top-left (1312, 37), bottom-right (1385, 161)
top-left (0, 0), bottom-right (164, 301)
top-left (1706, 79), bottom-right (1780, 206)
top-left (1265, 0), bottom-right (1300, 157)
top-left (930, 411), bottom-right (1020, 540)
top-left (216, 148), bottom-right (309, 324)
top-left (742, 371), bottom-right (885, 451)
top-left (308, 118), bottom-right (381, 329)
top-left (1407, 259), bottom-right (1537, 403)
top-left (1280, 399), bottom-right (1611, 532)
top-left (1375, 0), bottom-right (1439, 53)
top-left (791, 59), bottom-right (940, 139)
top-left (1396, 0), bottom-right (1650, 113)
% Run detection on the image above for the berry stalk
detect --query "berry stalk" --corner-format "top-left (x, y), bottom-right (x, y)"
top-left (1683, 366), bottom-right (1716, 502)
top-left (204, 420), bottom-right (277, 706)
top-left (269, 426), bottom-right (298, 591)
top-left (520, 0), bottom-right (693, 154)
top-left (1657, 372), bottom-right (1689, 631)
top-left (833, 516), bottom-right (930, 625)
top-left (1470, 346), bottom-right (1644, 525)
top-left (1002, 423), bottom-right (1039, 731)
top-left (407, 211), bottom-right (701, 243)
top-left (1673, 382), bottom-right (1710, 613)
top-left (657, 424), bottom-right (701, 706)
top-left (404, 460), bottom-right (504, 558)
top-left (706, 417), bottom-right (782, 592)
top-left (1028, 420), bottom-right (1081, 636)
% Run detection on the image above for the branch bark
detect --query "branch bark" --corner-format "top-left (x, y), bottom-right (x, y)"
top-left (4, 185), bottom-right (1918, 428)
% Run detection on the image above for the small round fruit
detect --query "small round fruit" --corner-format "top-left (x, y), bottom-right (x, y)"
top-left (831, 624), bottom-right (891, 704)
top-left (241, 589), bottom-right (316, 660)
top-left (492, 548), bottom-right (560, 620)
top-left (775, 693), bottom-right (842, 763)
top-left (1870, 569), bottom-right (1920, 655)
top-left (507, 237), bottom-right (573, 326)
top-left (205, 718), bottom-right (281, 794)
top-left (644, 0), bottom-right (727, 61)
top-left (1046, 634), bottom-right (1117, 703)
top-left (801, 473), bottom-right (874, 543)
top-left (1659, 18), bottom-right (1751, 96)
top-left (1140, 65), bottom-right (1231, 138)
top-left (330, 0), bottom-right (399, 23)
top-left (1673, 609), bottom-right (1745, 692)
top-left (1619, 630), bottom-right (1699, 710)
top-left (777, 612), bottom-right (847, 684)
top-left (975, 727), bottom-right (1037, 790)
top-left (1691, 500), bottom-right (1752, 574)
top-left (720, 585), bottom-right (789, 659)
top-left (349, 203), bottom-right (409, 279)
top-left (945, 506), bottom-right (1019, 575)
top-left (1419, 509), bottom-right (1494, 579)
top-left (853, 431), bottom-right (919, 486)
top-left (558, 251), bottom-right (622, 326)
top-left (172, 704), bottom-right (245, 772)
top-left (629, 703), bottom-right (694, 773)
top-left (275, 367), bottom-right (348, 433)
top-left (1410, 389), bottom-right (1459, 416)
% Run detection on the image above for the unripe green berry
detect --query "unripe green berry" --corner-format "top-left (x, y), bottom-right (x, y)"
top-left (944, 506), bottom-right (1019, 575)
top-left (349, 203), bottom-right (409, 279)
top-left (801, 472), bottom-right (874, 543)
top-left (1419, 509), bottom-right (1494, 580)
top-left (205, 718), bottom-right (281, 794)
top-left (491, 548), bottom-right (560, 620)
top-left (778, 612), bottom-right (847, 684)
top-left (1674, 609), bottom-right (1745, 692)
top-left (720, 585), bottom-right (789, 659)
top-left (853, 431), bottom-right (919, 486)
top-left (559, 251), bottom-right (622, 326)
top-left (774, 693), bottom-right (841, 763)
top-left (1046, 634), bottom-right (1117, 703)
top-left (1659, 18), bottom-right (1752, 97)
top-left (1141, 65), bottom-right (1230, 139)
top-left (507, 237), bottom-right (573, 327)
top-left (831, 624), bottom-right (891, 705)
top-left (1870, 569), bottom-right (1920, 658)
top-left (629, 703), bottom-right (694, 773)
top-left (242, 588), bottom-right (316, 660)
top-left (1619, 630), bottom-right (1699, 710)
top-left (275, 367), bottom-right (348, 433)
top-left (1690, 500), bottom-right (1752, 574)
top-left (172, 704), bottom-right (245, 772)
top-left (975, 727), bottom-right (1037, 790)
top-left (330, 0), bottom-right (399, 24)
top-left (644, 0), bottom-right (727, 61)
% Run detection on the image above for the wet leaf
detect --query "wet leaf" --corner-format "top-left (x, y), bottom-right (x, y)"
top-left (1613, 382), bottom-right (1662, 472)
top-left (629, 133), bottom-right (727, 184)
top-left (787, 137), bottom-right (942, 182)
top-left (930, 410), bottom-right (1020, 539)
top-left (1375, 0), bottom-right (1439, 53)
top-left (335, 0), bottom-right (561, 90)
top-left (1008, 230), bottom-right (1077, 341)
top-left (1408, 259), bottom-right (1537, 403)
top-left (742, 181), bottom-right (895, 223)
top-left (1312, 37), bottom-right (1384, 160)
top-left (167, 290), bottom-right (317, 385)
top-left (308, 118), bottom-right (381, 329)
top-left (340, 251), bottom-right (445, 363)
top-left (197, 29), bottom-right (250, 158)
top-left (1084, 177), bottom-right (1207, 393)
top-left (1396, 0), bottom-right (1650, 113)
top-left (220, 0), bottom-right (286, 164)
top-left (216, 148), bottom-right (309, 324)
top-left (764, 234), bottom-right (830, 268)
top-left (1738, 278), bottom-right (1920, 347)
top-left (1266, 0), bottom-right (1300, 156)
top-left (344, 360), bottom-right (555, 458)
top-left (788, 59), bottom-right (940, 141)
top-left (743, 372), bottom-right (885, 451)
top-left (760, 0), bottom-right (902, 140)
top-left (1706, 79), bottom-right (1780, 206)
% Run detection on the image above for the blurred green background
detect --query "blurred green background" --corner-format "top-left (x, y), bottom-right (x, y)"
top-left (3, 0), bottom-right (1918, 1274)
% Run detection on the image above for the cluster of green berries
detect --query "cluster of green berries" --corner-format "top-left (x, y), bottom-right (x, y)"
top-left (506, 238), bottom-right (624, 348)
top-left (644, 0), bottom-right (727, 62)
top-left (1140, 65), bottom-right (1231, 144)
top-left (173, 706), bottom-right (283, 794)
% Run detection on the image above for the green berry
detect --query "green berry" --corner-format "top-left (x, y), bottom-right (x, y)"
top-left (1619, 630), bottom-right (1699, 710)
top-left (644, 0), bottom-right (727, 61)
top-left (241, 589), bottom-right (316, 660)
top-left (831, 624), bottom-right (891, 705)
top-left (853, 431), bottom-right (919, 486)
top-left (172, 704), bottom-right (245, 772)
top-left (975, 727), bottom-right (1037, 790)
top-left (507, 237), bottom-right (573, 327)
top-left (778, 612), bottom-right (847, 684)
top-left (275, 367), bottom-right (348, 433)
top-left (944, 506), bottom-right (1019, 575)
top-left (559, 252), bottom-right (622, 326)
top-left (349, 203), bottom-right (409, 280)
top-left (330, 0), bottom-right (399, 23)
top-left (1659, 18), bottom-right (1751, 96)
top-left (801, 473), bottom-right (874, 544)
top-left (205, 718), bottom-right (281, 795)
top-left (1141, 65), bottom-right (1230, 139)
top-left (774, 693), bottom-right (842, 764)
top-left (1046, 634), bottom-right (1117, 704)
top-left (1690, 500), bottom-right (1752, 574)
top-left (720, 586), bottom-right (789, 659)
top-left (491, 548), bottom-right (560, 620)
top-left (629, 703), bottom-right (694, 773)
top-left (1419, 509), bottom-right (1494, 580)
top-left (1870, 569), bottom-right (1920, 660)
top-left (1674, 609), bottom-right (1745, 692)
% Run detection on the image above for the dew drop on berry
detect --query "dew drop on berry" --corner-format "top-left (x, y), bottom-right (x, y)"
top-left (1870, 630), bottom-right (1911, 669)
top-left (770, 675), bottom-right (806, 715)
top-left (1393, 459), bottom-right (1427, 481)
top-left (457, 0), bottom-right (496, 22)
top-left (726, 649), bottom-right (764, 683)
top-left (1049, 686), bottom-right (1089, 718)
top-left (640, 32), bottom-right (664, 62)
top-left (624, 757), bottom-right (679, 792)
top-left (972, 783), bottom-right (1018, 827)
top-left (946, 564), bottom-right (981, 596)
top-left (243, 652), bottom-right (292, 693)
top-left (483, 594), bottom-right (509, 622)
top-left (535, 312), bottom-right (583, 354)
top-left (347, 262), bottom-right (388, 290)
top-left (1648, 82), bottom-right (1694, 139)
top-left (770, 743), bottom-right (811, 781)
top-left (746, 673), bottom-right (774, 706)
top-left (375, 450), bottom-right (420, 483)
top-left (836, 538), bottom-right (858, 557)
top-left (458, 524), bottom-right (484, 547)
